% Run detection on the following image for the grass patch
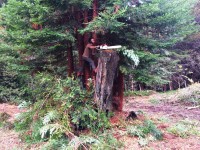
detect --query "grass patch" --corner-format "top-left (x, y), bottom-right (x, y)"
top-left (177, 83), bottom-right (200, 105)
top-left (149, 98), bottom-right (161, 104)
top-left (125, 90), bottom-right (154, 97)
top-left (167, 119), bottom-right (200, 138)
top-left (157, 116), bottom-right (171, 123)
top-left (0, 122), bottom-right (3, 128)
top-left (153, 83), bottom-right (200, 106)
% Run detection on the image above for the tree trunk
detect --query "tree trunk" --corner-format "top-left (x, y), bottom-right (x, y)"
top-left (169, 82), bottom-right (173, 90)
top-left (92, 0), bottom-right (98, 42)
top-left (95, 50), bottom-right (120, 111)
top-left (76, 12), bottom-right (84, 67)
top-left (139, 83), bottom-right (144, 91)
top-left (67, 44), bottom-right (74, 77)
top-left (113, 70), bottom-right (124, 111)
top-left (83, 10), bottom-right (91, 89)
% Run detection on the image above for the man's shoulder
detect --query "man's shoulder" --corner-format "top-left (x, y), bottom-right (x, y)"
top-left (87, 43), bottom-right (93, 46)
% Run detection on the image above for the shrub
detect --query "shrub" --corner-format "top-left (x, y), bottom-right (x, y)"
top-left (127, 120), bottom-right (163, 140)
top-left (15, 74), bottom-right (110, 145)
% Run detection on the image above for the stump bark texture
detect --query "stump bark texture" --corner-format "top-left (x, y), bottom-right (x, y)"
top-left (95, 50), bottom-right (120, 111)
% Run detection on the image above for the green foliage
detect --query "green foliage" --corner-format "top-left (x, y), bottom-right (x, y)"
top-left (0, 0), bottom-right (76, 80)
top-left (167, 119), bottom-right (200, 138)
top-left (82, 0), bottom-right (199, 86)
top-left (41, 132), bottom-right (122, 150)
top-left (0, 42), bottom-right (30, 103)
top-left (14, 75), bottom-right (110, 144)
top-left (149, 98), bottom-right (161, 104)
top-left (79, 6), bottom-right (127, 34)
top-left (127, 119), bottom-right (163, 147)
top-left (127, 120), bottom-right (163, 140)
top-left (41, 139), bottom-right (69, 150)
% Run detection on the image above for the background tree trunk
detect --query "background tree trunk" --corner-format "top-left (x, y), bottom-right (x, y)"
top-left (95, 50), bottom-right (120, 111)
top-left (67, 44), bottom-right (74, 77)
top-left (83, 10), bottom-right (91, 89)
top-left (76, 12), bottom-right (84, 67)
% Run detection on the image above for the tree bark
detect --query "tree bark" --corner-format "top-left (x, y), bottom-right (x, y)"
top-left (83, 10), bottom-right (91, 89)
top-left (95, 50), bottom-right (120, 111)
top-left (76, 12), bottom-right (84, 67)
top-left (113, 71), bottom-right (124, 111)
top-left (92, 0), bottom-right (98, 42)
top-left (67, 44), bottom-right (74, 77)
top-left (169, 82), bottom-right (173, 90)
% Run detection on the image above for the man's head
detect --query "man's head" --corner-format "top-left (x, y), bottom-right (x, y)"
top-left (91, 38), bottom-right (95, 43)
top-left (89, 38), bottom-right (95, 44)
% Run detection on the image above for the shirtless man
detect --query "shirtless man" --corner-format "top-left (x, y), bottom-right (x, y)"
top-left (78, 38), bottom-right (97, 76)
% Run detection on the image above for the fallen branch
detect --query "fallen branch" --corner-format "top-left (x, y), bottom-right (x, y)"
top-left (186, 105), bottom-right (200, 110)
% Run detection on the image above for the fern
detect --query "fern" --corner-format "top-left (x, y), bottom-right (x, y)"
top-left (40, 123), bottom-right (66, 139)
top-left (127, 120), bottom-right (163, 140)
top-left (18, 101), bottom-right (32, 109)
top-left (42, 110), bottom-right (59, 125)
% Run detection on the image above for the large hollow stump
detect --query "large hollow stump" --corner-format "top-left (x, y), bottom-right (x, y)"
top-left (95, 50), bottom-right (120, 111)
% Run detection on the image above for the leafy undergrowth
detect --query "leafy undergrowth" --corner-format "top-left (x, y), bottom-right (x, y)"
top-left (108, 111), bottom-right (164, 148)
top-left (125, 90), bottom-right (154, 97)
top-left (13, 74), bottom-right (121, 149)
top-left (2, 78), bottom-right (200, 149)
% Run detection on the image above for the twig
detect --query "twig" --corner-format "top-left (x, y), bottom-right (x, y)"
top-left (186, 105), bottom-right (200, 110)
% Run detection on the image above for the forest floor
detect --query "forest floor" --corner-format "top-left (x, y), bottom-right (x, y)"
top-left (0, 92), bottom-right (200, 150)
top-left (121, 93), bottom-right (200, 149)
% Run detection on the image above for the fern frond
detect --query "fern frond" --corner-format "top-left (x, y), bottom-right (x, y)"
top-left (18, 101), bottom-right (32, 109)
top-left (40, 123), bottom-right (66, 139)
top-left (42, 110), bottom-right (59, 125)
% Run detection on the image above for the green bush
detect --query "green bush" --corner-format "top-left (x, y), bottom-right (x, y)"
top-left (41, 132), bottom-right (122, 150)
top-left (15, 74), bottom-right (110, 145)
top-left (127, 120), bottom-right (163, 140)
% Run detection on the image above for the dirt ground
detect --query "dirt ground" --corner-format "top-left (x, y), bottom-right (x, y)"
top-left (0, 94), bottom-right (200, 150)
top-left (122, 94), bottom-right (200, 150)
top-left (0, 103), bottom-right (25, 150)
top-left (124, 94), bottom-right (200, 121)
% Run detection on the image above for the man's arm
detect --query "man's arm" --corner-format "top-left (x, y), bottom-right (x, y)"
top-left (87, 44), bottom-right (98, 55)
top-left (87, 44), bottom-right (96, 49)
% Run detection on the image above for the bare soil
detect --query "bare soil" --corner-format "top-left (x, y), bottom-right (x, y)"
top-left (124, 94), bottom-right (200, 121)
top-left (122, 94), bottom-right (200, 149)
top-left (0, 93), bottom-right (200, 150)
top-left (0, 103), bottom-right (25, 150)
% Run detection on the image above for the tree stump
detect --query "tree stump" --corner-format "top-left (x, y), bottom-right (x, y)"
top-left (95, 50), bottom-right (120, 111)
